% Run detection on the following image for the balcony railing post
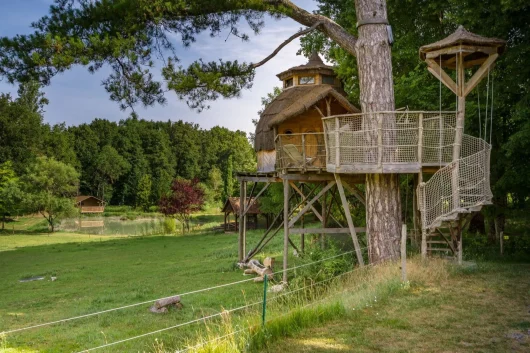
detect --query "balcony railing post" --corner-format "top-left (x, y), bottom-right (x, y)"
top-left (334, 117), bottom-right (340, 168)
top-left (302, 134), bottom-right (306, 169)
top-left (418, 113), bottom-right (424, 164)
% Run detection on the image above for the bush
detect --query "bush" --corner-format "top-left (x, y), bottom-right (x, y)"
top-left (163, 217), bottom-right (177, 234)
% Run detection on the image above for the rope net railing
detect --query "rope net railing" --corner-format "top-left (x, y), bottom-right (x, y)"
top-left (418, 134), bottom-right (492, 230)
top-left (321, 110), bottom-right (492, 231)
top-left (322, 111), bottom-right (457, 173)
top-left (275, 132), bottom-right (326, 170)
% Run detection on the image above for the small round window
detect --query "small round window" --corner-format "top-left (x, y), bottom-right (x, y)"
top-left (284, 129), bottom-right (293, 135)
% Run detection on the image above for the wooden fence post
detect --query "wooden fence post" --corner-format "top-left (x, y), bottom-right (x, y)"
top-left (401, 224), bottom-right (407, 282)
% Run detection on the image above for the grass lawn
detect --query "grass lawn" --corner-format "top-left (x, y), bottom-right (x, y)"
top-left (0, 218), bottom-right (292, 353)
top-left (263, 262), bottom-right (530, 353)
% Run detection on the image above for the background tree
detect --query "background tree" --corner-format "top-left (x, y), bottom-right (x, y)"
top-left (223, 155), bottom-right (234, 202)
top-left (136, 174), bottom-right (152, 211)
top-left (0, 161), bottom-right (23, 229)
top-left (94, 145), bottom-right (130, 201)
top-left (206, 166), bottom-right (223, 206)
top-left (159, 178), bottom-right (205, 233)
top-left (23, 157), bottom-right (79, 232)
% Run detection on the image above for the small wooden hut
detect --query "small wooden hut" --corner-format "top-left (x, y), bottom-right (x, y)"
top-left (75, 196), bottom-right (106, 214)
top-left (222, 197), bottom-right (263, 232)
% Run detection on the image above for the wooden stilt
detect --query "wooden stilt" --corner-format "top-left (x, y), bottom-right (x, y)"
top-left (300, 184), bottom-right (305, 253)
top-left (283, 179), bottom-right (290, 283)
top-left (335, 174), bottom-right (364, 266)
top-left (321, 182), bottom-right (327, 249)
top-left (238, 181), bottom-right (247, 261)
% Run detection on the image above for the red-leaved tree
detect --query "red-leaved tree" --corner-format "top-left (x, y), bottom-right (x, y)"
top-left (159, 178), bottom-right (205, 233)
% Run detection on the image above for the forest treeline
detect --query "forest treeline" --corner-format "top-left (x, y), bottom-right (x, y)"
top-left (0, 82), bottom-right (256, 210)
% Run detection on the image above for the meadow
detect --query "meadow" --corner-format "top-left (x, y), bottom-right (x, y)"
top-left (0, 213), bottom-right (292, 352)
top-left (1, 212), bottom-right (529, 353)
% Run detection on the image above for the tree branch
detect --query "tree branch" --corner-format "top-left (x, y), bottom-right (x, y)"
top-left (251, 21), bottom-right (322, 69)
top-left (264, 0), bottom-right (358, 56)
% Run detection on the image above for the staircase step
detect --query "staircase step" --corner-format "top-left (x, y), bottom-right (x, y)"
top-left (427, 240), bottom-right (449, 244)
top-left (428, 248), bottom-right (452, 252)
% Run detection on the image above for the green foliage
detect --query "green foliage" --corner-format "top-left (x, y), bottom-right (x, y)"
top-left (23, 156), bottom-right (80, 232)
top-left (136, 174), bottom-right (152, 211)
top-left (0, 161), bottom-right (23, 229)
top-left (162, 217), bottom-right (177, 235)
top-left (223, 155), bottom-right (234, 202)
top-left (94, 145), bottom-right (130, 201)
top-left (206, 166), bottom-right (223, 206)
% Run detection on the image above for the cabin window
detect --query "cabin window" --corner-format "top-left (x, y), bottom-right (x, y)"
top-left (298, 76), bottom-right (315, 85)
top-left (322, 75), bottom-right (335, 85)
top-left (284, 129), bottom-right (293, 135)
top-left (284, 78), bottom-right (293, 88)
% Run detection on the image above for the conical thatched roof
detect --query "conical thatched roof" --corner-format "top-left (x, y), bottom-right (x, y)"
top-left (254, 85), bottom-right (359, 152)
top-left (419, 26), bottom-right (506, 61)
top-left (276, 52), bottom-right (335, 80)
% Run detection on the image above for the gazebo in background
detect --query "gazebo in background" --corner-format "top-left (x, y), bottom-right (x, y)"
top-left (222, 197), bottom-right (264, 232)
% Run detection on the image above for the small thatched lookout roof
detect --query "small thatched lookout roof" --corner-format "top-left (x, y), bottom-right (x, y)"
top-left (419, 26), bottom-right (506, 62)
top-left (222, 197), bottom-right (261, 215)
top-left (255, 85), bottom-right (359, 151)
top-left (276, 52), bottom-right (335, 80)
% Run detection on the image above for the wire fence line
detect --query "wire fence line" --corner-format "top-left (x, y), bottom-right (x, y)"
top-left (2, 247), bottom-right (362, 336)
top-left (78, 245), bottom-right (381, 353)
top-left (175, 258), bottom-right (378, 353)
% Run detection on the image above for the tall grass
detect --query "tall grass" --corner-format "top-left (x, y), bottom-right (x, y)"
top-left (165, 257), bottom-right (452, 353)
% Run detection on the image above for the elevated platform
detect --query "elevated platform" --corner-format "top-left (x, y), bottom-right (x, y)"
top-left (323, 111), bottom-right (457, 174)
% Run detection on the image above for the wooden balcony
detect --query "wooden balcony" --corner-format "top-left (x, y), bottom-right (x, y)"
top-left (275, 133), bottom-right (326, 172)
top-left (322, 111), bottom-right (457, 174)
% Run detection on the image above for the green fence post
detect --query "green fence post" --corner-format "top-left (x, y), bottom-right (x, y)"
top-left (262, 274), bottom-right (268, 327)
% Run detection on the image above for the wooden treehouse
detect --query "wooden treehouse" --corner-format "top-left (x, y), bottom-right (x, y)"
top-left (237, 27), bottom-right (505, 282)
top-left (75, 196), bottom-right (106, 214)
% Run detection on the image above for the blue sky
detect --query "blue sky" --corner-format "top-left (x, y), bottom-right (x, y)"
top-left (0, 0), bottom-right (320, 135)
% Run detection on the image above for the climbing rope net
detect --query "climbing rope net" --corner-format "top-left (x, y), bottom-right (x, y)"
top-left (322, 111), bottom-right (492, 230)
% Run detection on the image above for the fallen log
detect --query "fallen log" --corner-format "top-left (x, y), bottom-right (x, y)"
top-left (149, 295), bottom-right (182, 314)
top-left (154, 295), bottom-right (181, 309)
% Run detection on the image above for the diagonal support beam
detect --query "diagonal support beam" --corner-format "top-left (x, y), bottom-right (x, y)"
top-left (463, 53), bottom-right (498, 97)
top-left (335, 174), bottom-right (364, 266)
top-left (341, 181), bottom-right (366, 206)
top-left (243, 182), bottom-right (270, 216)
top-left (289, 181), bottom-right (323, 222)
top-left (425, 58), bottom-right (458, 95)
top-left (288, 181), bottom-right (335, 228)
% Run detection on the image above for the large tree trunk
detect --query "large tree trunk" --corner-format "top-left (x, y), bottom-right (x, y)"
top-left (355, 0), bottom-right (401, 262)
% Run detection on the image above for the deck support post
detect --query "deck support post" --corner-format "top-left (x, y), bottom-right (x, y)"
top-left (300, 183), bottom-right (305, 253)
top-left (238, 180), bottom-right (247, 261)
top-left (283, 179), bottom-right (290, 283)
top-left (321, 182), bottom-right (327, 249)
top-left (335, 174), bottom-right (364, 266)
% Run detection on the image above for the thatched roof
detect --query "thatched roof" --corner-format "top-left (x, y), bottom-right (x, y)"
top-left (222, 197), bottom-right (261, 215)
top-left (419, 26), bottom-right (506, 61)
top-left (254, 85), bottom-right (359, 151)
top-left (277, 52), bottom-right (335, 80)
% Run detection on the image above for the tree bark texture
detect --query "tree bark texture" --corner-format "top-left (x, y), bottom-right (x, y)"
top-left (355, 0), bottom-right (401, 262)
